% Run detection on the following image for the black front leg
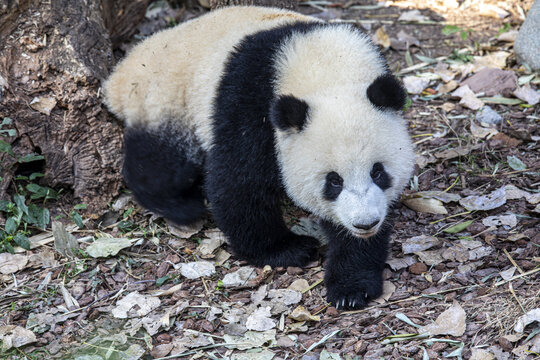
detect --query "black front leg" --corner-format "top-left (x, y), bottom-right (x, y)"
top-left (322, 220), bottom-right (391, 310)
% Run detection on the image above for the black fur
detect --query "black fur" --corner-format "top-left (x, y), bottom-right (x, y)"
top-left (206, 22), bottom-right (323, 268)
top-left (371, 162), bottom-right (392, 190)
top-left (366, 73), bottom-right (407, 111)
top-left (322, 219), bottom-right (391, 310)
top-left (269, 95), bottom-right (309, 131)
top-left (323, 171), bottom-right (343, 201)
top-left (123, 125), bottom-right (207, 225)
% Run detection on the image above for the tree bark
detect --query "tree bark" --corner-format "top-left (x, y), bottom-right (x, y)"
top-left (0, 0), bottom-right (149, 210)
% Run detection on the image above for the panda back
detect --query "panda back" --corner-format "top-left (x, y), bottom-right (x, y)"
top-left (103, 6), bottom-right (317, 150)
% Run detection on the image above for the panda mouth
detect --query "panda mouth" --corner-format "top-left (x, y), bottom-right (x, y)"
top-left (350, 228), bottom-right (378, 239)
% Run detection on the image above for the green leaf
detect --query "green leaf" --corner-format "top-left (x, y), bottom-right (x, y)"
top-left (26, 183), bottom-right (42, 193)
top-left (71, 212), bottom-right (84, 229)
top-left (0, 200), bottom-right (12, 212)
top-left (156, 275), bottom-right (171, 287)
top-left (13, 233), bottom-right (31, 250)
top-left (0, 140), bottom-right (14, 156)
top-left (415, 54), bottom-right (437, 64)
top-left (5, 217), bottom-right (18, 234)
top-left (25, 204), bottom-right (50, 229)
top-left (4, 242), bottom-right (15, 254)
top-left (29, 172), bottom-right (44, 180)
top-left (507, 155), bottom-right (526, 171)
top-left (443, 220), bottom-right (473, 234)
top-left (74, 203), bottom-right (87, 210)
top-left (0, 129), bottom-right (17, 137)
top-left (18, 153), bottom-right (45, 163)
top-left (403, 96), bottom-right (412, 111)
top-left (479, 96), bottom-right (522, 105)
top-left (13, 194), bottom-right (28, 215)
top-left (442, 25), bottom-right (460, 35)
top-left (1, 117), bottom-right (12, 126)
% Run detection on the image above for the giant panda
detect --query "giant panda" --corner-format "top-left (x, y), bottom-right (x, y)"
top-left (104, 6), bottom-right (415, 309)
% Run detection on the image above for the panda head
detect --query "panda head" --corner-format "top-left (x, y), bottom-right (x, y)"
top-left (270, 73), bottom-right (414, 239)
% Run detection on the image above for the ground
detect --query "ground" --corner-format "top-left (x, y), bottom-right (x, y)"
top-left (0, 0), bottom-right (539, 359)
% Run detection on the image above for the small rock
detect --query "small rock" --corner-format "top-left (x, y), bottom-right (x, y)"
top-left (476, 106), bottom-right (502, 125)
top-left (515, 1), bottom-right (540, 70)
top-left (409, 262), bottom-right (428, 275)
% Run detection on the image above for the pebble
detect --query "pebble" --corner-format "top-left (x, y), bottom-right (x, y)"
top-left (476, 106), bottom-right (502, 125)
top-left (515, 0), bottom-right (540, 70)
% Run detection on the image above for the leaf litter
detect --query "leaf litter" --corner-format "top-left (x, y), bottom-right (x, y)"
top-left (3, 1), bottom-right (540, 359)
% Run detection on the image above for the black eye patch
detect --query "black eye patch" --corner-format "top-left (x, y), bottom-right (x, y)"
top-left (324, 171), bottom-right (343, 201)
top-left (371, 162), bottom-right (392, 190)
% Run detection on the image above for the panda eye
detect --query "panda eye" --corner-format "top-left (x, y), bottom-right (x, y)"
top-left (371, 162), bottom-right (392, 190)
top-left (327, 172), bottom-right (343, 188)
top-left (324, 171), bottom-right (343, 201)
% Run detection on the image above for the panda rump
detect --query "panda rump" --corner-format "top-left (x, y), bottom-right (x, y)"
top-left (104, 6), bottom-right (414, 310)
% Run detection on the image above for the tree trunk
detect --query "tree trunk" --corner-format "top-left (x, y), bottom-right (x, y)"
top-left (210, 0), bottom-right (297, 10)
top-left (0, 0), bottom-right (149, 210)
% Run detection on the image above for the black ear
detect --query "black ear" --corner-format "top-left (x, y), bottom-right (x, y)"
top-left (269, 95), bottom-right (309, 131)
top-left (367, 73), bottom-right (407, 111)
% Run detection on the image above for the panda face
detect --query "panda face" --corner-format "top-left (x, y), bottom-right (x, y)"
top-left (272, 84), bottom-right (414, 239)
top-left (323, 163), bottom-right (391, 237)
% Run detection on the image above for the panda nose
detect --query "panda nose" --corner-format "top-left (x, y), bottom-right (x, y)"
top-left (353, 219), bottom-right (380, 231)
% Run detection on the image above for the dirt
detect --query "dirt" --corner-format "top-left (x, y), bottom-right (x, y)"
top-left (1, 0), bottom-right (538, 359)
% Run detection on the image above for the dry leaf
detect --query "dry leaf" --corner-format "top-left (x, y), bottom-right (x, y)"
top-left (168, 220), bottom-right (204, 238)
top-left (416, 250), bottom-right (444, 266)
top-left (420, 302), bottom-right (466, 336)
top-left (268, 289), bottom-right (302, 305)
top-left (403, 196), bottom-right (447, 214)
top-left (289, 306), bottom-right (321, 322)
top-left (180, 261), bottom-right (216, 279)
top-left (29, 96), bottom-right (57, 115)
top-left (513, 85), bottom-right (540, 105)
top-left (514, 308), bottom-right (540, 333)
top-left (402, 235), bottom-right (441, 254)
top-left (497, 30), bottom-right (518, 42)
top-left (472, 51), bottom-right (511, 71)
top-left (387, 255), bottom-right (416, 271)
top-left (373, 281), bottom-right (396, 304)
top-left (0, 253), bottom-right (29, 274)
top-left (470, 349), bottom-right (495, 360)
top-left (403, 76), bottom-right (430, 94)
top-left (86, 237), bottom-right (132, 258)
top-left (288, 279), bottom-right (310, 292)
top-left (0, 325), bottom-right (37, 351)
top-left (112, 292), bottom-right (161, 319)
top-left (223, 330), bottom-right (277, 350)
top-left (398, 10), bottom-right (429, 22)
top-left (470, 120), bottom-right (498, 138)
top-left (373, 26), bottom-right (390, 48)
top-left (460, 186), bottom-right (506, 211)
top-left (438, 80), bottom-right (459, 94)
top-left (222, 266), bottom-right (257, 287)
top-left (482, 214), bottom-right (517, 228)
top-left (246, 307), bottom-right (276, 331)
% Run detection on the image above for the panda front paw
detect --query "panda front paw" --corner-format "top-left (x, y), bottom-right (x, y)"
top-left (325, 272), bottom-right (383, 310)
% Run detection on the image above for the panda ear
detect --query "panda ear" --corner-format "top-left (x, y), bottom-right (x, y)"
top-left (367, 73), bottom-right (407, 111)
top-left (269, 95), bottom-right (309, 131)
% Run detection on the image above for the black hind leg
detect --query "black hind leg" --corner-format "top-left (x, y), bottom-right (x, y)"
top-left (122, 124), bottom-right (207, 225)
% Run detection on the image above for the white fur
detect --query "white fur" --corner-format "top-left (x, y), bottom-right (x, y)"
top-left (103, 6), bottom-right (318, 150)
top-left (273, 28), bottom-right (415, 236)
